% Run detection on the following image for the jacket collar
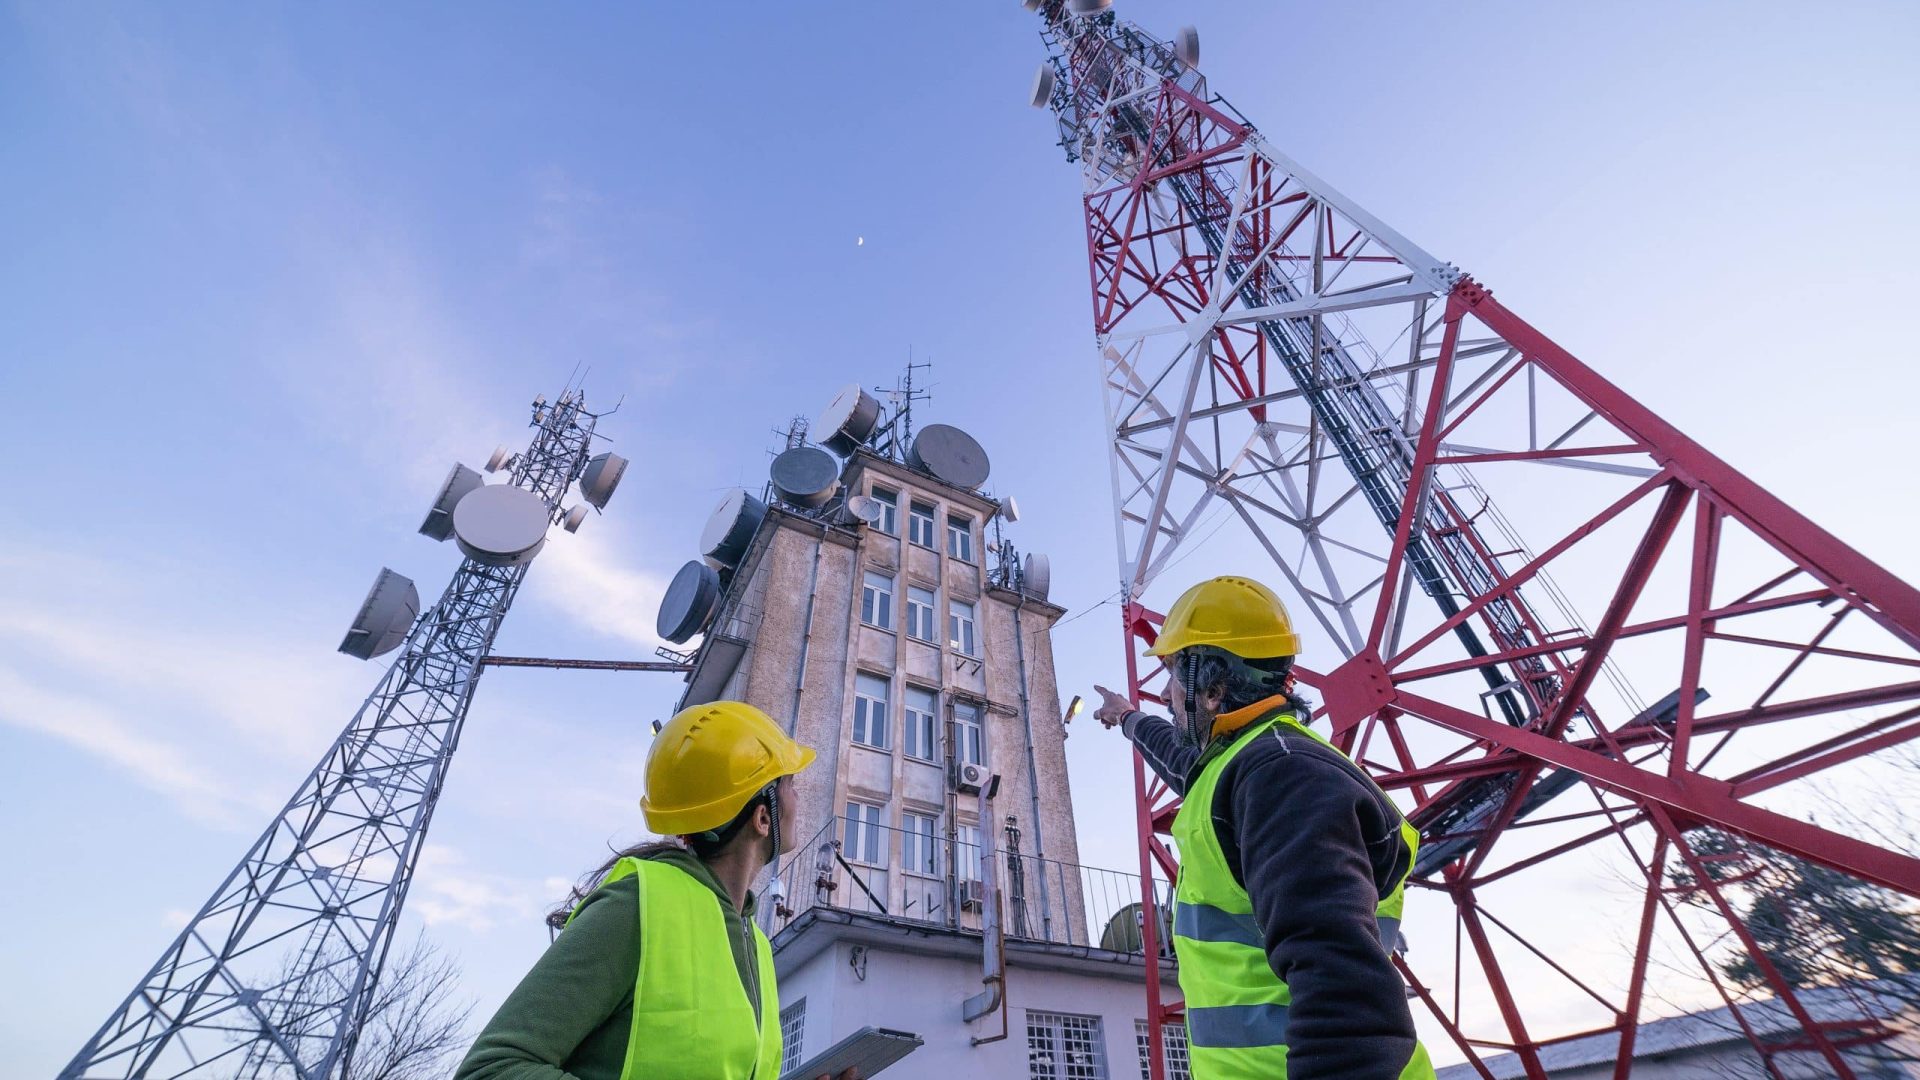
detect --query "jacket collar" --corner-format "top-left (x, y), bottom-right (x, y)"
top-left (1209, 694), bottom-right (1294, 742)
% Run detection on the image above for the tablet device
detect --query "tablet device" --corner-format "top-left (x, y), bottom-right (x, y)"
top-left (780, 1025), bottom-right (923, 1080)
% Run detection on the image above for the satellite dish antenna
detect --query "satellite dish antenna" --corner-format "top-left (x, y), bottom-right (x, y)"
top-left (770, 445), bottom-right (842, 509)
top-left (1001, 495), bottom-right (1022, 524)
top-left (986, 540), bottom-right (1002, 555)
top-left (657, 560), bottom-right (723, 644)
top-left (907, 424), bottom-right (992, 490)
top-left (485, 445), bottom-right (512, 473)
top-left (563, 505), bottom-right (589, 533)
top-left (1028, 63), bottom-right (1057, 109)
top-left (419, 463), bottom-right (484, 542)
top-left (1174, 25), bottom-right (1200, 68)
top-left (451, 484), bottom-right (550, 567)
top-left (842, 494), bottom-right (885, 526)
top-left (338, 568), bottom-right (420, 660)
top-left (1067, 0), bottom-right (1112, 12)
top-left (700, 489), bottom-right (769, 568)
top-left (1023, 552), bottom-right (1052, 601)
top-left (812, 384), bottom-right (883, 456)
top-left (579, 452), bottom-right (629, 510)
top-left (1022, 0), bottom-right (1043, 9)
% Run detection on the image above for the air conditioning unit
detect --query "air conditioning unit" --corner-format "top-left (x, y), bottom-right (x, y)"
top-left (954, 762), bottom-right (988, 794)
top-left (958, 879), bottom-right (987, 913)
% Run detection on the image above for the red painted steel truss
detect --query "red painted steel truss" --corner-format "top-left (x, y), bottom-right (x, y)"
top-left (1030, 6), bottom-right (1920, 1078)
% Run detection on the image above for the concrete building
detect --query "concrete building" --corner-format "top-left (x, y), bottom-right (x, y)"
top-left (666, 405), bottom-right (1182, 1080)
top-left (1435, 982), bottom-right (1920, 1079)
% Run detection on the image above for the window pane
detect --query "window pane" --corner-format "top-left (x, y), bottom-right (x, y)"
top-left (947, 516), bottom-right (973, 561)
top-left (909, 502), bottom-right (936, 547)
top-left (872, 486), bottom-right (899, 535)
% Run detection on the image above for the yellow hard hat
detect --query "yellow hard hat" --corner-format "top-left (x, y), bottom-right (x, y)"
top-left (1144, 575), bottom-right (1302, 659)
top-left (642, 700), bottom-right (816, 835)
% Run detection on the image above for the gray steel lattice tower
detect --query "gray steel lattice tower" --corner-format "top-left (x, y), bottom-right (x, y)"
top-left (63, 389), bottom-right (608, 1080)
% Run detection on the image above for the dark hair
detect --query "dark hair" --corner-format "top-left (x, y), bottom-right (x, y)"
top-left (1187, 649), bottom-right (1313, 716)
top-left (544, 790), bottom-right (775, 932)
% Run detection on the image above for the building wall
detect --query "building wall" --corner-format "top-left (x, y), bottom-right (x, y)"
top-left (703, 447), bottom-right (1085, 943)
top-left (778, 936), bottom-right (1181, 1080)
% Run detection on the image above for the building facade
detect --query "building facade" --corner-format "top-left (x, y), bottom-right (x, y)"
top-left (670, 419), bottom-right (1185, 1080)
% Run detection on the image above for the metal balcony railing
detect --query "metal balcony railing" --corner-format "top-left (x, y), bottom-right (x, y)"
top-left (759, 816), bottom-right (1173, 959)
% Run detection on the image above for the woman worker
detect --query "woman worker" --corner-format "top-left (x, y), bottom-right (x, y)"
top-left (456, 700), bottom-right (852, 1080)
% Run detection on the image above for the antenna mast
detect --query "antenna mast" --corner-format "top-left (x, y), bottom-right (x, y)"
top-left (1025, 4), bottom-right (1920, 1078)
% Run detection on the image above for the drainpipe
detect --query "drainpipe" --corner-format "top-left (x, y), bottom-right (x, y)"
top-left (1011, 595), bottom-right (1054, 940)
top-left (965, 782), bottom-right (1008, 1045)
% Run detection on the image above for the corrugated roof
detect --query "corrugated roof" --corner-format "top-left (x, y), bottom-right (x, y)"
top-left (1433, 980), bottom-right (1915, 1079)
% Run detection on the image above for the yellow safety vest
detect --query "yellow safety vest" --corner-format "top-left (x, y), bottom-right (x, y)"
top-left (1170, 710), bottom-right (1435, 1079)
top-left (567, 857), bottom-right (783, 1080)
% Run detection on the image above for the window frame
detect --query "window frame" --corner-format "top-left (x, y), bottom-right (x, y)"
top-left (906, 584), bottom-right (938, 643)
top-left (861, 570), bottom-right (895, 631)
top-left (953, 699), bottom-right (985, 768)
top-left (843, 801), bottom-right (887, 866)
top-left (946, 513), bottom-right (975, 562)
top-left (853, 672), bottom-right (892, 750)
top-left (781, 1000), bottom-right (807, 1075)
top-left (1134, 1021), bottom-right (1191, 1080)
top-left (901, 810), bottom-right (940, 878)
top-left (907, 500), bottom-right (938, 548)
top-left (948, 598), bottom-right (978, 656)
top-left (903, 684), bottom-right (939, 762)
top-left (1026, 1010), bottom-right (1109, 1080)
top-left (954, 820), bottom-right (983, 883)
top-left (870, 485), bottom-right (900, 537)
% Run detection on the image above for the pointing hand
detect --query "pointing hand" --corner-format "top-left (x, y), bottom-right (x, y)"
top-left (1092, 684), bottom-right (1132, 729)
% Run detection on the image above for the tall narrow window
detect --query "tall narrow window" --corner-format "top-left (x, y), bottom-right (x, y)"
top-left (947, 514), bottom-right (974, 562)
top-left (902, 811), bottom-right (939, 877)
top-left (906, 585), bottom-right (937, 642)
top-left (908, 501), bottom-right (937, 548)
top-left (861, 570), bottom-right (894, 630)
top-left (1027, 1011), bottom-right (1108, 1080)
top-left (949, 599), bottom-right (978, 656)
top-left (953, 700), bottom-right (984, 768)
top-left (843, 801), bottom-right (886, 865)
top-left (870, 485), bottom-right (899, 536)
top-left (955, 822), bottom-right (983, 882)
top-left (904, 685), bottom-right (939, 761)
top-left (853, 673), bottom-right (891, 750)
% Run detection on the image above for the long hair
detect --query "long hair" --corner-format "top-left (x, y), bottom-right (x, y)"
top-left (544, 788), bottom-right (776, 932)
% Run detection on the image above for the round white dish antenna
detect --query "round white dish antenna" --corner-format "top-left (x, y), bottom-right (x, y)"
top-left (657, 560), bottom-right (723, 644)
top-left (770, 445), bottom-right (842, 509)
top-left (580, 452), bottom-right (628, 510)
top-left (485, 445), bottom-right (512, 473)
top-left (842, 494), bottom-right (885, 526)
top-left (1067, 0), bottom-right (1111, 12)
top-left (812, 384), bottom-right (883, 456)
top-left (1001, 495), bottom-right (1022, 524)
top-left (1023, 552), bottom-right (1052, 601)
top-left (419, 463), bottom-right (484, 542)
top-left (700, 488), bottom-right (768, 568)
top-left (1175, 25), bottom-right (1200, 68)
top-left (907, 424), bottom-right (992, 490)
top-left (338, 568), bottom-right (420, 660)
top-left (452, 483), bottom-right (549, 567)
top-left (1029, 63), bottom-right (1058, 109)
top-left (563, 505), bottom-right (589, 533)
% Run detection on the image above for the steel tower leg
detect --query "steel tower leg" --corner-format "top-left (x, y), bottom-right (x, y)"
top-left (1029, 5), bottom-right (1920, 1076)
top-left (62, 392), bottom-right (603, 1080)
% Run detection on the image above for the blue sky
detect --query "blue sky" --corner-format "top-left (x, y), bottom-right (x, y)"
top-left (4, 1), bottom-right (1918, 1073)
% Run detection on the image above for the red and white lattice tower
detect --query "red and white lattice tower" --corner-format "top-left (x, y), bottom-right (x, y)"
top-left (1024, 5), bottom-right (1920, 1078)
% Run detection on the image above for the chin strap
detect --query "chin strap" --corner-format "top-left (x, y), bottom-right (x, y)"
top-left (1180, 649), bottom-right (1209, 747)
top-left (763, 781), bottom-right (782, 867)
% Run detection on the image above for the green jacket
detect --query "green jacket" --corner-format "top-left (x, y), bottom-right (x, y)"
top-left (454, 848), bottom-right (762, 1080)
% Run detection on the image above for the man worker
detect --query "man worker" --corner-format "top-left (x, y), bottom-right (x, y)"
top-left (1093, 575), bottom-right (1434, 1080)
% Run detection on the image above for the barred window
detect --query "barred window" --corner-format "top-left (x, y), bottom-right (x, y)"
top-left (1133, 1021), bottom-right (1190, 1080)
top-left (781, 1000), bottom-right (807, 1074)
top-left (1028, 1011), bottom-right (1108, 1080)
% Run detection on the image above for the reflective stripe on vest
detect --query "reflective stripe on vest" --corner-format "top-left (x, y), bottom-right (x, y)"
top-left (570, 857), bottom-right (783, 1080)
top-left (1170, 710), bottom-right (1435, 1079)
